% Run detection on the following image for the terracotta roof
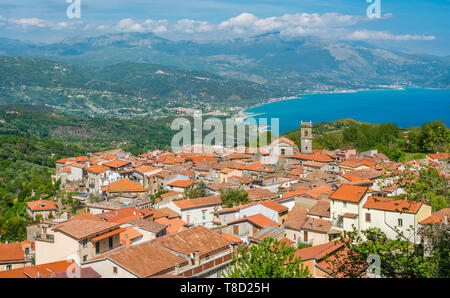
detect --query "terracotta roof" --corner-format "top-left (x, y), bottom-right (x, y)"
top-left (40, 266), bottom-right (101, 278)
top-left (279, 237), bottom-right (295, 247)
top-left (91, 228), bottom-right (127, 242)
top-left (136, 165), bottom-right (160, 175)
top-left (0, 241), bottom-right (29, 262)
top-left (86, 164), bottom-right (109, 174)
top-left (363, 196), bottom-right (424, 214)
top-left (153, 225), bottom-right (232, 257)
top-left (419, 208), bottom-right (449, 225)
top-left (120, 227), bottom-right (143, 247)
top-left (106, 179), bottom-right (148, 193)
top-left (107, 242), bottom-right (187, 277)
top-left (103, 159), bottom-right (132, 169)
top-left (128, 218), bottom-right (167, 234)
top-left (250, 225), bottom-right (285, 242)
top-left (160, 191), bottom-right (183, 199)
top-left (294, 240), bottom-right (345, 261)
top-left (329, 184), bottom-right (368, 203)
top-left (26, 200), bottom-right (58, 211)
top-left (284, 206), bottom-right (308, 230)
top-left (292, 153), bottom-right (334, 163)
top-left (308, 200), bottom-right (330, 218)
top-left (213, 200), bottom-right (287, 214)
top-left (0, 260), bottom-right (78, 278)
top-left (228, 214), bottom-right (280, 229)
top-left (156, 207), bottom-right (180, 219)
top-left (217, 231), bottom-right (243, 243)
top-left (271, 136), bottom-right (295, 146)
top-left (173, 195), bottom-right (222, 210)
top-left (68, 162), bottom-right (87, 169)
top-left (97, 207), bottom-right (153, 224)
top-left (344, 169), bottom-right (381, 180)
top-left (53, 219), bottom-right (121, 240)
top-left (72, 212), bottom-right (103, 221)
top-left (155, 218), bottom-right (187, 234)
top-left (247, 188), bottom-right (277, 201)
top-left (167, 180), bottom-right (196, 188)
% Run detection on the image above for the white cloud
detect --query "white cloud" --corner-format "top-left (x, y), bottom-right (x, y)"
top-left (9, 18), bottom-right (48, 28)
top-left (115, 18), bottom-right (168, 33)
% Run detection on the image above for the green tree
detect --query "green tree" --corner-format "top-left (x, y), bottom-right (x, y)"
top-left (223, 237), bottom-right (312, 278)
top-left (183, 181), bottom-right (207, 199)
top-left (219, 188), bottom-right (250, 208)
top-left (327, 227), bottom-right (432, 278)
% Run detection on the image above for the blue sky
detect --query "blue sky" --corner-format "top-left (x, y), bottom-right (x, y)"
top-left (0, 0), bottom-right (448, 55)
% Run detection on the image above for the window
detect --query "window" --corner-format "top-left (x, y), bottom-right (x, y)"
top-left (25, 247), bottom-right (30, 256)
top-left (281, 149), bottom-right (286, 155)
top-left (304, 231), bottom-right (308, 243)
top-left (343, 202), bottom-right (347, 208)
top-left (82, 239), bottom-right (88, 248)
top-left (202, 210), bottom-right (206, 220)
top-left (365, 213), bottom-right (371, 222)
top-left (293, 234), bottom-right (296, 241)
top-left (398, 219), bottom-right (403, 227)
top-left (6, 265), bottom-right (12, 271)
top-left (109, 236), bottom-right (113, 249)
top-left (113, 266), bottom-right (118, 275)
top-left (95, 242), bottom-right (100, 254)
top-left (83, 255), bottom-right (87, 262)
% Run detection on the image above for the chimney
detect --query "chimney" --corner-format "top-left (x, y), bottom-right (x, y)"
top-left (174, 263), bottom-right (180, 275)
top-left (116, 211), bottom-right (119, 216)
top-left (194, 249), bottom-right (200, 266)
top-left (41, 226), bottom-right (47, 239)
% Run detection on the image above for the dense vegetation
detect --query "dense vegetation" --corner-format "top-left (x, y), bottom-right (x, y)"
top-left (0, 56), bottom-right (282, 118)
top-left (285, 119), bottom-right (449, 161)
top-left (223, 237), bottom-right (311, 278)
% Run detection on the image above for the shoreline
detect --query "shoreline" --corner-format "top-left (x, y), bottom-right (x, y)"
top-left (238, 86), bottom-right (412, 117)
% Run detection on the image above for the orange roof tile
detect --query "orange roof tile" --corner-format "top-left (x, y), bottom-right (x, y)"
top-left (26, 200), bottom-right (58, 211)
top-left (363, 196), bottom-right (423, 214)
top-left (329, 184), bottom-right (368, 203)
top-left (106, 179), bottom-right (148, 193)
top-left (229, 214), bottom-right (280, 228)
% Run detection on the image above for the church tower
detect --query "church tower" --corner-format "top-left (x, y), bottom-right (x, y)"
top-left (300, 121), bottom-right (312, 154)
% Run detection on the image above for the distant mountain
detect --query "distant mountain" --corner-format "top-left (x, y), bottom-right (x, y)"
top-left (1, 32), bottom-right (448, 91)
top-left (0, 56), bottom-right (282, 117)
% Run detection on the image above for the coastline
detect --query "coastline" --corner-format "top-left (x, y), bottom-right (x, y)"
top-left (238, 86), bottom-right (410, 117)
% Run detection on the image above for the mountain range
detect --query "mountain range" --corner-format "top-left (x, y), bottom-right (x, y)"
top-left (0, 32), bottom-right (448, 117)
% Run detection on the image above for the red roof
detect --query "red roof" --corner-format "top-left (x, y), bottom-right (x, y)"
top-left (106, 179), bottom-right (148, 193)
top-left (103, 159), bottom-right (132, 168)
top-left (228, 214), bottom-right (280, 228)
top-left (26, 200), bottom-right (58, 211)
top-left (167, 180), bottom-right (196, 188)
top-left (363, 196), bottom-right (423, 214)
top-left (86, 164), bottom-right (109, 174)
top-left (329, 184), bottom-right (368, 203)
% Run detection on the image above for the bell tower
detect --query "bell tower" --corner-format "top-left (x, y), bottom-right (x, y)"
top-left (300, 121), bottom-right (312, 154)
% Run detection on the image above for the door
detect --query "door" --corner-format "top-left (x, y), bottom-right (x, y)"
top-left (233, 225), bottom-right (239, 236)
top-left (304, 231), bottom-right (308, 243)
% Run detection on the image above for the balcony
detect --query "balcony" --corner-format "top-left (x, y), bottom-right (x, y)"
top-left (35, 233), bottom-right (54, 243)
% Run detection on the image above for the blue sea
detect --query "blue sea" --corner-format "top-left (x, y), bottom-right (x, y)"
top-left (244, 88), bottom-right (450, 134)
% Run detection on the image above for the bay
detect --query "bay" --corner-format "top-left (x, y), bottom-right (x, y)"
top-left (244, 88), bottom-right (450, 134)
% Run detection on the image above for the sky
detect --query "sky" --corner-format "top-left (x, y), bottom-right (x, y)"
top-left (0, 0), bottom-right (449, 55)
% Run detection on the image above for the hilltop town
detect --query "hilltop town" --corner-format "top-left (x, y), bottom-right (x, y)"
top-left (0, 122), bottom-right (448, 278)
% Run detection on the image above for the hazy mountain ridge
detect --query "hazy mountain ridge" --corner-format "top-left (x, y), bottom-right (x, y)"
top-left (0, 56), bottom-right (282, 117)
top-left (1, 32), bottom-right (448, 91)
